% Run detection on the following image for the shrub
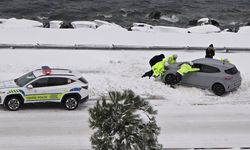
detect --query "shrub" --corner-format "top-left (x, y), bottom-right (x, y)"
top-left (89, 90), bottom-right (162, 150)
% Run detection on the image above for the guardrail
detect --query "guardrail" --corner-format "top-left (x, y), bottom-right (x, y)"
top-left (162, 148), bottom-right (250, 150)
top-left (1, 43), bottom-right (250, 52)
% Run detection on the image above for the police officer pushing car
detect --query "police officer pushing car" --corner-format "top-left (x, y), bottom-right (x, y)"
top-left (142, 53), bottom-right (178, 79)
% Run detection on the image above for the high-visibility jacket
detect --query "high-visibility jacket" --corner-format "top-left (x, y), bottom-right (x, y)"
top-left (220, 58), bottom-right (231, 64)
top-left (167, 55), bottom-right (177, 65)
top-left (177, 63), bottom-right (200, 76)
top-left (152, 55), bottom-right (177, 77)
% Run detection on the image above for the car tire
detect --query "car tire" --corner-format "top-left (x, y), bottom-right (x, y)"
top-left (164, 74), bottom-right (176, 85)
top-left (62, 96), bottom-right (79, 110)
top-left (4, 96), bottom-right (22, 111)
top-left (212, 83), bottom-right (225, 96)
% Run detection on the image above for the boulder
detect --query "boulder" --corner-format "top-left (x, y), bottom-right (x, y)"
top-left (130, 23), bottom-right (153, 32)
top-left (49, 20), bottom-right (63, 29)
top-left (60, 22), bottom-right (73, 28)
top-left (148, 10), bottom-right (161, 19)
top-left (187, 24), bottom-right (221, 33)
top-left (189, 18), bottom-right (220, 27)
top-left (71, 21), bottom-right (97, 29)
top-left (0, 18), bottom-right (43, 28)
top-left (188, 19), bottom-right (198, 26)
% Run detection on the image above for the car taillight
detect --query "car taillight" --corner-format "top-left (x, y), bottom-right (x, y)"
top-left (224, 76), bottom-right (233, 80)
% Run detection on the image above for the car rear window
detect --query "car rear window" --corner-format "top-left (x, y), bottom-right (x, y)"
top-left (225, 66), bottom-right (238, 75)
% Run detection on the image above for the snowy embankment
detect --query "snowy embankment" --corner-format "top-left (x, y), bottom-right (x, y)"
top-left (1, 18), bottom-right (250, 50)
top-left (1, 18), bottom-right (250, 149)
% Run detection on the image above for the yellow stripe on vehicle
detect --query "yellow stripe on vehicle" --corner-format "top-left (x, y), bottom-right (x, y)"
top-left (7, 89), bottom-right (19, 94)
top-left (25, 94), bottom-right (63, 101)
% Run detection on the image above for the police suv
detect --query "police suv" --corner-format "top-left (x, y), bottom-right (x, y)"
top-left (0, 66), bottom-right (88, 111)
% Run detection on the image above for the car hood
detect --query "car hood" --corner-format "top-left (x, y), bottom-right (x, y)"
top-left (0, 80), bottom-right (18, 89)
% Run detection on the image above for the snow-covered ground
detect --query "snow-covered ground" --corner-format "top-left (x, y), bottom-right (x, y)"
top-left (0, 49), bottom-right (249, 105)
top-left (0, 49), bottom-right (250, 149)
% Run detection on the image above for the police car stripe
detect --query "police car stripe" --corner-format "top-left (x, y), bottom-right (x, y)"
top-left (25, 93), bottom-right (63, 101)
top-left (7, 89), bottom-right (20, 94)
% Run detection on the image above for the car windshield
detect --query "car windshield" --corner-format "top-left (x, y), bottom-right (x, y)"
top-left (15, 72), bottom-right (36, 87)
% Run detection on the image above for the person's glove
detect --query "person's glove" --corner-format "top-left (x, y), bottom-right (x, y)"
top-left (142, 73), bottom-right (151, 78)
top-left (141, 70), bottom-right (153, 78)
top-left (141, 74), bottom-right (149, 78)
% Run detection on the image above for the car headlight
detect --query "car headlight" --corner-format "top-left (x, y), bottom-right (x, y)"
top-left (0, 91), bottom-right (5, 95)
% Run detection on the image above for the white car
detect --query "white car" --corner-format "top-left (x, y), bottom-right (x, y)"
top-left (0, 66), bottom-right (88, 111)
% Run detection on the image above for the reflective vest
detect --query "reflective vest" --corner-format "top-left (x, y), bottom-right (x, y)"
top-left (152, 55), bottom-right (177, 77)
top-left (220, 58), bottom-right (231, 64)
top-left (177, 64), bottom-right (200, 76)
top-left (167, 55), bottom-right (177, 65)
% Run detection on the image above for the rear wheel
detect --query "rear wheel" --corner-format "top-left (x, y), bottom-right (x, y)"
top-left (4, 96), bottom-right (22, 111)
top-left (62, 96), bottom-right (79, 110)
top-left (164, 74), bottom-right (176, 85)
top-left (212, 83), bottom-right (225, 96)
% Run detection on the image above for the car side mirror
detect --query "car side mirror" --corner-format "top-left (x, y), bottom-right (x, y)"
top-left (27, 84), bottom-right (33, 89)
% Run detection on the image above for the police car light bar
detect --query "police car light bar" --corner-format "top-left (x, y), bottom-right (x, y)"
top-left (42, 66), bottom-right (52, 75)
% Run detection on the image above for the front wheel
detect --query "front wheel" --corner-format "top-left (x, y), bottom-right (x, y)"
top-left (164, 74), bottom-right (176, 85)
top-left (4, 96), bottom-right (22, 111)
top-left (62, 96), bottom-right (79, 110)
top-left (212, 83), bottom-right (225, 96)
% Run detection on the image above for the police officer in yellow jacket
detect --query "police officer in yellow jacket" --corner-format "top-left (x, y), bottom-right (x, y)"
top-left (142, 54), bottom-right (178, 78)
top-left (175, 62), bottom-right (200, 84)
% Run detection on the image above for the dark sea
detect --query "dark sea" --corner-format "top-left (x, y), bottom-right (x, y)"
top-left (0, 0), bottom-right (250, 29)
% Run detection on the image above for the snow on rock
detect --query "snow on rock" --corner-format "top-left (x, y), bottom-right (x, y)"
top-left (160, 15), bottom-right (179, 23)
top-left (96, 24), bottom-right (127, 32)
top-left (0, 18), bottom-right (250, 49)
top-left (71, 21), bottom-right (97, 29)
top-left (0, 18), bottom-right (7, 24)
top-left (187, 24), bottom-right (221, 33)
top-left (153, 26), bottom-right (187, 33)
top-left (0, 18), bottom-right (43, 29)
top-left (130, 23), bottom-right (153, 32)
top-left (49, 20), bottom-right (63, 29)
top-left (93, 20), bottom-right (111, 27)
top-left (237, 26), bottom-right (250, 34)
top-left (197, 18), bottom-right (210, 25)
top-left (130, 22), bottom-right (220, 34)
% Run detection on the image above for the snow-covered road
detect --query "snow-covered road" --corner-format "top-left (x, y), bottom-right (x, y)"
top-left (0, 49), bottom-right (250, 149)
top-left (0, 102), bottom-right (250, 150)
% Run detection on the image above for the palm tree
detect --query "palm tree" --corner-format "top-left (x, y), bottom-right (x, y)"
top-left (89, 90), bottom-right (162, 150)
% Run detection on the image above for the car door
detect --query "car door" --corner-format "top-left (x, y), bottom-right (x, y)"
top-left (186, 64), bottom-right (220, 88)
top-left (24, 77), bottom-right (50, 102)
top-left (24, 77), bottom-right (70, 102)
top-left (46, 77), bottom-right (71, 101)
top-left (181, 71), bottom-right (203, 87)
top-left (181, 63), bottom-right (202, 87)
